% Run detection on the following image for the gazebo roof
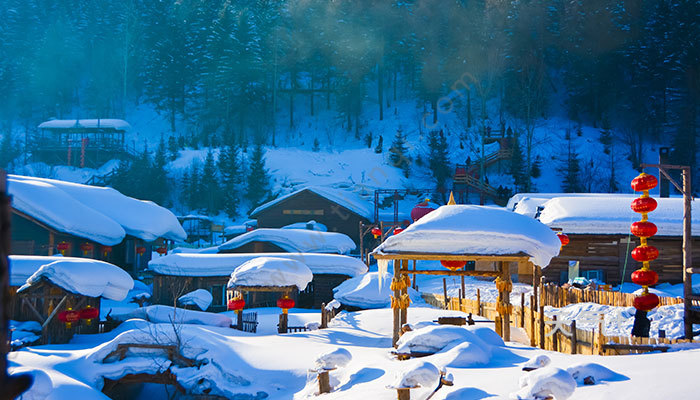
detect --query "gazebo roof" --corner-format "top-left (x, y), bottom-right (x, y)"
top-left (226, 257), bottom-right (313, 291)
top-left (372, 205), bottom-right (561, 267)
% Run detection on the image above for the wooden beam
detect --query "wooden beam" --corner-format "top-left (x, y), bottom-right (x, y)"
top-left (373, 253), bottom-right (530, 262)
top-left (42, 295), bottom-right (67, 329)
top-left (398, 269), bottom-right (500, 277)
top-left (682, 168), bottom-right (693, 339)
top-left (392, 259), bottom-right (400, 348)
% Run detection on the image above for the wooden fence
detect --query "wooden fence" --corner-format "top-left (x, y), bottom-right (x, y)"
top-left (540, 284), bottom-right (684, 308)
top-left (422, 292), bottom-right (694, 356)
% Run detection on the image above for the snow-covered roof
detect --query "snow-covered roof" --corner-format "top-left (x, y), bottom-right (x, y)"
top-left (227, 257), bottom-right (313, 290)
top-left (149, 252), bottom-right (367, 277)
top-left (333, 272), bottom-right (421, 309)
top-left (8, 175), bottom-right (187, 244)
top-left (538, 196), bottom-right (700, 236)
top-left (38, 119), bottom-right (131, 131)
top-left (218, 228), bottom-right (355, 254)
top-left (250, 186), bottom-right (374, 221)
top-left (507, 193), bottom-right (637, 212)
top-left (18, 258), bottom-right (134, 301)
top-left (178, 289), bottom-right (213, 311)
top-left (373, 205), bottom-right (561, 267)
top-left (282, 220), bottom-right (328, 232)
top-left (9, 255), bottom-right (65, 286)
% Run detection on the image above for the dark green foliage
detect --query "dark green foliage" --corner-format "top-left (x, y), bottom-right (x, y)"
top-left (561, 130), bottom-right (584, 193)
top-left (246, 144), bottom-right (270, 208)
top-left (0, 133), bottom-right (19, 169)
top-left (312, 138), bottom-right (320, 152)
top-left (374, 136), bottom-right (383, 154)
top-left (167, 136), bottom-right (179, 161)
top-left (531, 156), bottom-right (542, 179)
top-left (365, 132), bottom-right (373, 148)
top-left (427, 130), bottom-right (450, 189)
top-left (218, 144), bottom-right (241, 218)
top-left (200, 149), bottom-right (221, 214)
top-left (389, 128), bottom-right (410, 177)
top-left (509, 132), bottom-right (525, 189)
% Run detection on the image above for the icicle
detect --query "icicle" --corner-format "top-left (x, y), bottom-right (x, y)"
top-left (378, 259), bottom-right (389, 290)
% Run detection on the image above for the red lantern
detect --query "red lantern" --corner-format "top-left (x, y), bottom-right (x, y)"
top-left (246, 226), bottom-right (255, 232)
top-left (631, 197), bottom-right (657, 214)
top-left (371, 227), bottom-right (382, 239)
top-left (57, 242), bottom-right (70, 255)
top-left (631, 221), bottom-right (658, 238)
top-left (58, 308), bottom-right (80, 329)
top-left (156, 246), bottom-right (168, 256)
top-left (227, 297), bottom-right (245, 311)
top-left (79, 305), bottom-right (99, 325)
top-left (277, 295), bottom-right (295, 312)
top-left (633, 293), bottom-right (660, 311)
top-left (631, 245), bottom-right (659, 262)
top-left (631, 173), bottom-right (658, 192)
top-left (393, 227), bottom-right (404, 235)
top-left (135, 246), bottom-right (147, 255)
top-left (410, 200), bottom-right (437, 222)
top-left (631, 269), bottom-right (659, 287)
top-left (557, 232), bottom-right (570, 247)
top-left (441, 260), bottom-right (466, 271)
top-left (80, 242), bottom-right (94, 255)
top-left (101, 246), bottom-right (112, 258)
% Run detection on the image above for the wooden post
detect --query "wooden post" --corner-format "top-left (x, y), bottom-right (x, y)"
top-left (571, 320), bottom-right (578, 354)
top-left (320, 303), bottom-right (327, 329)
top-left (397, 388), bottom-right (410, 400)
top-left (529, 295), bottom-right (536, 347)
top-left (400, 260), bottom-right (408, 328)
top-left (532, 264), bottom-right (539, 310)
top-left (412, 260), bottom-right (417, 290)
top-left (278, 313), bottom-right (288, 334)
top-left (682, 167), bottom-right (693, 339)
top-left (236, 310), bottom-right (243, 330)
top-left (597, 314), bottom-right (605, 355)
top-left (520, 292), bottom-right (525, 328)
top-left (48, 231), bottom-right (54, 256)
top-left (552, 315), bottom-right (558, 352)
top-left (500, 262), bottom-right (511, 342)
top-left (442, 278), bottom-right (448, 309)
top-left (538, 304), bottom-right (545, 349)
top-left (460, 275), bottom-right (466, 302)
top-left (318, 370), bottom-right (331, 394)
top-left (476, 289), bottom-right (481, 316)
top-left (392, 259), bottom-right (401, 347)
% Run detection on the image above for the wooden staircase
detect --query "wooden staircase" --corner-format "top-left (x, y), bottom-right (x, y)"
top-left (453, 139), bottom-right (513, 205)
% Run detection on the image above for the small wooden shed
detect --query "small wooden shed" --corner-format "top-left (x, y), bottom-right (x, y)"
top-left (217, 228), bottom-right (356, 255)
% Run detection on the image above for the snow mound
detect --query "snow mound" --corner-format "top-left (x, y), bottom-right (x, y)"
top-left (178, 289), bottom-right (213, 311)
top-left (10, 320), bottom-right (41, 348)
top-left (228, 257), bottom-right (313, 290)
top-left (282, 220), bottom-right (328, 231)
top-left (314, 348), bottom-right (352, 370)
top-left (522, 355), bottom-right (551, 371)
top-left (9, 255), bottom-right (65, 286)
top-left (8, 367), bottom-right (52, 400)
top-left (150, 252), bottom-right (367, 277)
top-left (111, 305), bottom-right (231, 327)
top-left (19, 258), bottom-right (133, 301)
top-left (390, 360), bottom-right (440, 389)
top-left (512, 367), bottom-right (576, 400)
top-left (332, 272), bottom-right (422, 309)
top-left (566, 362), bottom-right (622, 385)
top-left (251, 186), bottom-right (374, 221)
top-left (38, 118), bottom-right (131, 130)
top-left (9, 174), bottom-right (186, 243)
top-left (396, 325), bottom-right (495, 368)
top-left (218, 228), bottom-right (356, 254)
top-left (373, 205), bottom-right (561, 267)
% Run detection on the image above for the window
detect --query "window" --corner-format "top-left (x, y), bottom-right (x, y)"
top-left (211, 285), bottom-right (224, 306)
top-left (582, 269), bottom-right (605, 282)
top-left (282, 209), bottom-right (324, 215)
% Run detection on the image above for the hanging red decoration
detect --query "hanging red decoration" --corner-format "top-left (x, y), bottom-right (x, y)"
top-left (246, 226), bottom-right (255, 232)
top-left (393, 227), bottom-right (404, 235)
top-left (79, 305), bottom-right (99, 325)
top-left (227, 297), bottom-right (245, 311)
top-left (371, 227), bottom-right (382, 239)
top-left (58, 308), bottom-right (80, 329)
top-left (101, 246), bottom-right (112, 258)
top-left (156, 246), bottom-right (168, 255)
top-left (440, 260), bottom-right (466, 271)
top-left (410, 199), bottom-right (437, 222)
top-left (135, 246), bottom-right (147, 255)
top-left (277, 295), bottom-right (295, 313)
top-left (631, 245), bottom-right (659, 262)
top-left (57, 242), bottom-right (70, 255)
top-left (633, 293), bottom-right (660, 312)
top-left (630, 221), bottom-right (658, 238)
top-left (631, 269), bottom-right (659, 287)
top-left (80, 242), bottom-right (94, 255)
top-left (557, 232), bottom-right (570, 247)
top-left (630, 197), bottom-right (657, 214)
top-left (631, 173), bottom-right (658, 192)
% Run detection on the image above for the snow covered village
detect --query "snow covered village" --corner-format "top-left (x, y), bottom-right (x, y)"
top-left (1, 1), bottom-right (699, 399)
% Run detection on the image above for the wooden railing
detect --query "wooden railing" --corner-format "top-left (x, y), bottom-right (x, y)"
top-left (541, 284), bottom-right (685, 308)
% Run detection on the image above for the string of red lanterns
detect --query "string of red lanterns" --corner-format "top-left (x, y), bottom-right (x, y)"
top-left (227, 296), bottom-right (245, 311)
top-left (102, 245), bottom-right (112, 258)
top-left (80, 242), bottom-right (94, 256)
top-left (58, 306), bottom-right (101, 329)
top-left (630, 172), bottom-right (660, 312)
top-left (277, 294), bottom-right (295, 314)
top-left (57, 241), bottom-right (69, 255)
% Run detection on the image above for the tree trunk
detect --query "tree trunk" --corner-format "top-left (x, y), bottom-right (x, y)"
top-left (378, 64), bottom-right (384, 121)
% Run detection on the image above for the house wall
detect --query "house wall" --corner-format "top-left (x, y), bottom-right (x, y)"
top-left (253, 190), bottom-right (370, 247)
top-left (542, 234), bottom-right (700, 285)
top-left (219, 241), bottom-right (287, 254)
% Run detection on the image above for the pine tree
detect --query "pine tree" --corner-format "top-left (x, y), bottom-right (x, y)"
top-left (509, 132), bottom-right (525, 189)
top-left (365, 132), bottom-right (373, 148)
top-left (312, 138), bottom-right (320, 152)
top-left (531, 156), bottom-right (542, 179)
top-left (389, 128), bottom-right (410, 177)
top-left (185, 160), bottom-right (201, 211)
top-left (151, 135), bottom-right (170, 206)
top-left (200, 149), bottom-right (221, 214)
top-left (219, 144), bottom-right (241, 218)
top-left (427, 130), bottom-right (450, 189)
top-left (599, 117), bottom-right (612, 155)
top-left (374, 136), bottom-right (383, 153)
top-left (0, 133), bottom-right (18, 169)
top-left (561, 130), bottom-right (584, 193)
top-left (167, 135), bottom-right (179, 161)
top-left (246, 144), bottom-right (270, 208)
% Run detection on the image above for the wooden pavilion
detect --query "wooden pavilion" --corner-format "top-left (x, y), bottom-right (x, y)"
top-left (371, 196), bottom-right (561, 347)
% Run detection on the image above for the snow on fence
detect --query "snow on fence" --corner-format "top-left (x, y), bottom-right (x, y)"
top-left (422, 292), bottom-right (695, 356)
top-left (540, 284), bottom-right (684, 308)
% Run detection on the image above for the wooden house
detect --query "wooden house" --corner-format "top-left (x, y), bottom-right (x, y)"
top-left (217, 228), bottom-right (356, 255)
top-left (535, 196), bottom-right (700, 285)
top-left (148, 253), bottom-right (368, 311)
top-left (7, 174), bottom-right (187, 276)
top-left (31, 119), bottom-right (133, 168)
top-left (249, 186), bottom-right (374, 247)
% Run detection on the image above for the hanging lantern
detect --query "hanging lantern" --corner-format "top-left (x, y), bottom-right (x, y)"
top-left (277, 295), bottom-right (295, 313)
top-left (441, 260), bottom-right (466, 271)
top-left (101, 246), bottom-right (112, 258)
top-left (630, 221), bottom-right (658, 238)
top-left (630, 172), bottom-right (660, 312)
top-left (631, 197), bottom-right (657, 214)
top-left (556, 232), bottom-right (570, 247)
top-left (371, 227), bottom-right (382, 239)
top-left (246, 226), bottom-right (255, 232)
top-left (227, 297), bottom-right (245, 311)
top-left (80, 242), bottom-right (94, 256)
top-left (58, 308), bottom-right (80, 329)
top-left (156, 246), bottom-right (168, 256)
top-left (393, 227), bottom-right (404, 235)
top-left (135, 246), bottom-right (147, 256)
top-left (79, 305), bottom-right (99, 325)
top-left (57, 241), bottom-right (70, 255)
top-left (410, 199), bottom-right (437, 222)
